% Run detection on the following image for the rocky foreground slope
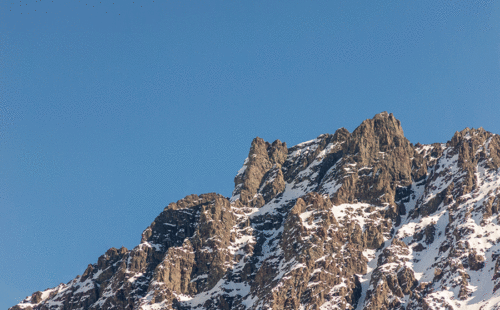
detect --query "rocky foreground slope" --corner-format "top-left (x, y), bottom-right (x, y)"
top-left (11, 112), bottom-right (500, 310)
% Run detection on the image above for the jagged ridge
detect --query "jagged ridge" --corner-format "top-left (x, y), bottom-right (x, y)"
top-left (11, 112), bottom-right (500, 310)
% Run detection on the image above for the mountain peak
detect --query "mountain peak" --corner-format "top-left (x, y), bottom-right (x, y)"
top-left (353, 112), bottom-right (404, 142)
top-left (374, 110), bottom-right (390, 118)
top-left (11, 114), bottom-right (500, 310)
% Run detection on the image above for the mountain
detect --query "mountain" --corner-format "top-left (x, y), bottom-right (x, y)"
top-left (11, 112), bottom-right (500, 310)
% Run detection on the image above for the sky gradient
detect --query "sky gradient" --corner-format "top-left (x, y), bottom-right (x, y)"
top-left (2, 0), bottom-right (500, 308)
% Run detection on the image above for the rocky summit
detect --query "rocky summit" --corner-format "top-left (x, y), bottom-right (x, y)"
top-left (11, 112), bottom-right (500, 310)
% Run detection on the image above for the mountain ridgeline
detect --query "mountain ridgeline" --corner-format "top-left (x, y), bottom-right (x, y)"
top-left (12, 112), bottom-right (500, 310)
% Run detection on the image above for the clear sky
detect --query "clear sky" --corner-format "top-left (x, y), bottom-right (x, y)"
top-left (1, 0), bottom-right (500, 307)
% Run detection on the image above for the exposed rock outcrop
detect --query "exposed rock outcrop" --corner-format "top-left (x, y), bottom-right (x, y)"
top-left (12, 112), bottom-right (500, 310)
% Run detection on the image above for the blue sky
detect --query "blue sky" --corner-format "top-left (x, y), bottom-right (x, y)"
top-left (1, 0), bottom-right (500, 307)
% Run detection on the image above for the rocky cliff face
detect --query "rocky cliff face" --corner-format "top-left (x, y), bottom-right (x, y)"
top-left (11, 112), bottom-right (500, 310)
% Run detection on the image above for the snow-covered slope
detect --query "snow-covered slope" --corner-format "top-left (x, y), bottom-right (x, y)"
top-left (11, 112), bottom-right (500, 310)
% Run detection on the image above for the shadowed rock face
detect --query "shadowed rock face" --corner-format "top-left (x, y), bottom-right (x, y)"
top-left (12, 112), bottom-right (500, 310)
top-left (232, 138), bottom-right (288, 206)
top-left (336, 112), bottom-right (414, 205)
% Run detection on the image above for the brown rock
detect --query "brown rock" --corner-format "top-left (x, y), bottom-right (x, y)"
top-left (31, 291), bottom-right (43, 304)
top-left (365, 224), bottom-right (384, 249)
top-left (234, 138), bottom-right (287, 205)
top-left (332, 112), bottom-right (415, 206)
top-left (468, 250), bottom-right (485, 271)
